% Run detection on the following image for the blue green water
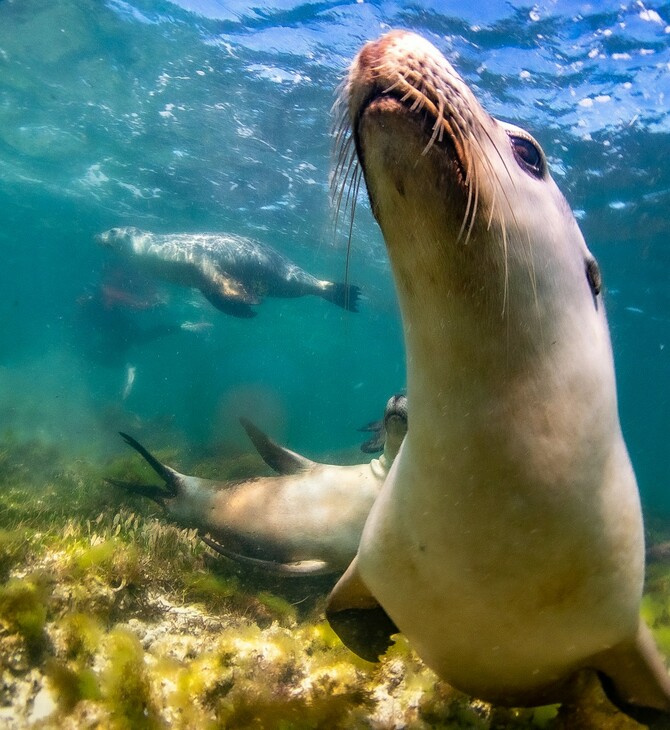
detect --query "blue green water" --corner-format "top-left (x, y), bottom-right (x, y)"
top-left (0, 0), bottom-right (668, 511)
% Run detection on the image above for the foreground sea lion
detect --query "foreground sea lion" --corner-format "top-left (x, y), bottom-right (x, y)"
top-left (97, 227), bottom-right (360, 317)
top-left (326, 30), bottom-right (670, 720)
top-left (108, 394), bottom-right (407, 576)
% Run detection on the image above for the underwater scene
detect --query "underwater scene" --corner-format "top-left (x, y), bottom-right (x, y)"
top-left (1, 0), bottom-right (670, 727)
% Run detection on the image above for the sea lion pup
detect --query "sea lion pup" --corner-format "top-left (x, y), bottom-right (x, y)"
top-left (107, 394), bottom-right (407, 577)
top-left (97, 227), bottom-right (361, 317)
top-left (326, 30), bottom-right (670, 720)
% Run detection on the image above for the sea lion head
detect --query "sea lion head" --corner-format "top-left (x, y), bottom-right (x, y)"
top-left (96, 226), bottom-right (145, 253)
top-left (382, 393), bottom-right (407, 462)
top-left (334, 30), bottom-right (603, 357)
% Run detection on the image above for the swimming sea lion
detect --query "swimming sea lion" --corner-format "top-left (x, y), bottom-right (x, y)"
top-left (326, 30), bottom-right (670, 719)
top-left (107, 394), bottom-right (407, 576)
top-left (97, 227), bottom-right (361, 317)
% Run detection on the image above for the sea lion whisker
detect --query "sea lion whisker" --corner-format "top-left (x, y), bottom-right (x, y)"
top-left (382, 76), bottom-right (404, 95)
top-left (487, 185), bottom-right (497, 231)
top-left (457, 143), bottom-right (481, 245)
top-left (463, 173), bottom-right (479, 247)
top-left (400, 87), bottom-right (418, 105)
top-left (458, 173), bottom-right (475, 243)
top-left (481, 123), bottom-right (516, 187)
top-left (422, 90), bottom-right (446, 156)
top-left (343, 166), bottom-right (363, 296)
top-left (481, 151), bottom-right (517, 318)
top-left (410, 89), bottom-right (426, 112)
top-left (500, 216), bottom-right (510, 318)
top-left (332, 135), bottom-right (355, 194)
top-left (341, 155), bottom-right (362, 221)
top-left (331, 143), bottom-right (359, 230)
top-left (460, 134), bottom-right (499, 245)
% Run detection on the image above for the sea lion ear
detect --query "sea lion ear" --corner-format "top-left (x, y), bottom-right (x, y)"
top-left (326, 557), bottom-right (399, 662)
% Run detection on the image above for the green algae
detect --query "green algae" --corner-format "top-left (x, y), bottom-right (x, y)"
top-left (0, 527), bottom-right (29, 581)
top-left (45, 658), bottom-right (101, 712)
top-left (60, 612), bottom-right (103, 661)
top-left (102, 626), bottom-right (162, 729)
top-left (214, 679), bottom-right (373, 730)
top-left (2, 437), bottom-right (670, 728)
top-left (256, 591), bottom-right (298, 625)
top-left (0, 572), bottom-right (51, 660)
top-left (71, 537), bottom-right (142, 590)
top-left (184, 571), bottom-right (241, 607)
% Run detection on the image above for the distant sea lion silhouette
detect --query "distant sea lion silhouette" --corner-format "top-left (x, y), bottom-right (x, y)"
top-left (75, 288), bottom-right (183, 368)
top-left (107, 394), bottom-right (406, 576)
top-left (326, 30), bottom-right (670, 722)
top-left (97, 227), bottom-right (361, 317)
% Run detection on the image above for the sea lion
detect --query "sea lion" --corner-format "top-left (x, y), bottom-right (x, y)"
top-left (75, 286), bottom-right (183, 369)
top-left (326, 30), bottom-right (670, 720)
top-left (97, 227), bottom-right (361, 317)
top-left (107, 394), bottom-right (407, 576)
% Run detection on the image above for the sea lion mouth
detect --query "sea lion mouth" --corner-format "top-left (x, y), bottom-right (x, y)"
top-left (332, 30), bottom-right (489, 246)
top-left (354, 88), bottom-right (467, 185)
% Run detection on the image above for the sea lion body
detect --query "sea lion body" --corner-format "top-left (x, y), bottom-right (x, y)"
top-left (327, 30), bottom-right (670, 716)
top-left (110, 395), bottom-right (406, 576)
top-left (97, 227), bottom-right (360, 316)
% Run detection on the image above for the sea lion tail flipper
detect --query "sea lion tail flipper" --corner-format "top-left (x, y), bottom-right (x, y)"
top-left (104, 477), bottom-right (167, 505)
top-left (591, 619), bottom-right (670, 719)
top-left (199, 533), bottom-right (331, 576)
top-left (118, 432), bottom-right (180, 497)
top-left (320, 282), bottom-right (361, 312)
top-left (326, 556), bottom-right (398, 662)
top-left (239, 417), bottom-right (315, 475)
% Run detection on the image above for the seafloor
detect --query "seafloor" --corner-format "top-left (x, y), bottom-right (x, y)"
top-left (1, 435), bottom-right (669, 729)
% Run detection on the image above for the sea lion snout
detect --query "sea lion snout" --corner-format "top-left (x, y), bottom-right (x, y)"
top-left (95, 230), bottom-right (111, 246)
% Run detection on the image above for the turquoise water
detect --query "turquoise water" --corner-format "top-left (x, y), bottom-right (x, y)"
top-left (0, 0), bottom-right (668, 511)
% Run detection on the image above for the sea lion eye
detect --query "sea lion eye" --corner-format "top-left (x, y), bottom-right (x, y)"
top-left (586, 257), bottom-right (602, 297)
top-left (509, 135), bottom-right (544, 179)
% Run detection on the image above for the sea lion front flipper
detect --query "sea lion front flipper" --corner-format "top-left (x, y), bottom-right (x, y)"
top-left (199, 261), bottom-right (259, 318)
top-left (239, 417), bottom-right (315, 475)
top-left (202, 288), bottom-right (257, 318)
top-left (326, 556), bottom-right (398, 662)
top-left (591, 619), bottom-right (670, 718)
top-left (200, 534), bottom-right (331, 576)
top-left (359, 426), bottom-right (386, 454)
